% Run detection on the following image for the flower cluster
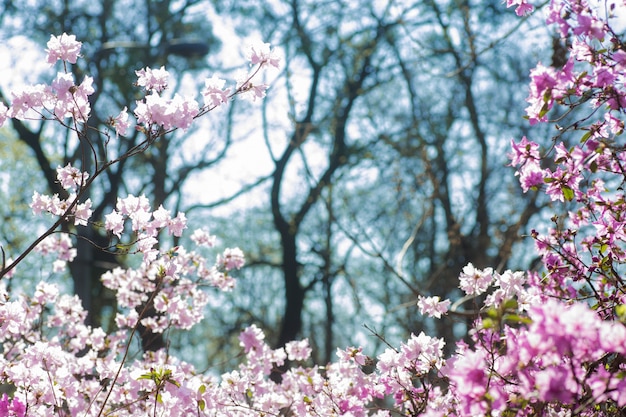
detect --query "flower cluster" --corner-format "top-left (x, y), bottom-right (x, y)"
top-left (30, 164), bottom-right (93, 227)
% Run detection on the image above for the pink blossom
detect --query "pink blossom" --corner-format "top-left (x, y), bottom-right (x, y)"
top-left (167, 212), bottom-right (187, 237)
top-left (517, 160), bottom-right (545, 192)
top-left (30, 191), bottom-right (51, 215)
top-left (458, 263), bottom-right (493, 295)
top-left (190, 229), bottom-right (216, 247)
top-left (417, 295), bottom-right (451, 318)
top-left (202, 75), bottom-right (230, 107)
top-left (573, 13), bottom-right (605, 40)
top-left (49, 73), bottom-right (93, 121)
top-left (399, 332), bottom-right (445, 374)
top-left (441, 349), bottom-right (489, 416)
top-left (534, 366), bottom-right (577, 403)
top-left (505, 0), bottom-right (534, 16)
top-left (104, 210), bottom-right (124, 238)
top-left (56, 163), bottom-right (89, 191)
top-left (336, 346), bottom-right (367, 366)
top-left (35, 234), bottom-right (76, 272)
top-left (137, 233), bottom-right (159, 262)
top-left (217, 247), bottom-right (245, 271)
top-left (246, 41), bottom-right (280, 68)
top-left (135, 92), bottom-right (199, 131)
top-left (46, 33), bottom-right (82, 64)
top-left (508, 136), bottom-right (540, 167)
top-left (239, 324), bottom-right (265, 352)
top-left (117, 194), bottom-right (152, 231)
top-left (113, 106), bottom-right (130, 136)
top-left (152, 205), bottom-right (171, 228)
top-left (206, 269), bottom-right (236, 291)
top-left (72, 198), bottom-right (92, 226)
top-left (238, 80), bottom-right (269, 101)
top-left (8, 84), bottom-right (48, 119)
top-left (494, 270), bottom-right (526, 298)
top-left (135, 66), bottom-right (169, 92)
top-left (285, 339), bottom-right (312, 361)
top-left (0, 393), bottom-right (25, 417)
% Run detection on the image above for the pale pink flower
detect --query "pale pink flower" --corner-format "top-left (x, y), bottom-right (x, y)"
top-left (30, 191), bottom-right (51, 215)
top-left (73, 198), bottom-right (92, 226)
top-left (46, 33), bottom-right (82, 64)
top-left (246, 41), bottom-right (280, 68)
top-left (417, 295), bottom-right (451, 318)
top-left (239, 324), bottom-right (265, 352)
top-left (285, 339), bottom-right (312, 361)
top-left (152, 205), bottom-right (171, 228)
top-left (202, 75), bottom-right (230, 107)
top-left (56, 163), bottom-right (89, 191)
top-left (8, 84), bottom-right (48, 119)
top-left (400, 332), bottom-right (445, 374)
top-left (208, 269), bottom-right (236, 291)
top-left (105, 210), bottom-right (124, 238)
top-left (117, 194), bottom-right (152, 231)
top-left (115, 309), bottom-right (139, 328)
top-left (33, 282), bottom-right (60, 305)
top-left (113, 106), bottom-right (130, 136)
top-left (35, 234), bottom-right (76, 273)
top-left (137, 233), bottom-right (159, 262)
top-left (237, 79), bottom-right (269, 101)
top-left (135, 66), bottom-right (169, 92)
top-left (135, 92), bottom-right (199, 131)
top-left (495, 270), bottom-right (526, 298)
top-left (458, 263), bottom-right (493, 295)
top-left (336, 346), bottom-right (367, 366)
top-left (167, 212), bottom-right (187, 237)
top-left (0, 301), bottom-right (29, 336)
top-left (217, 247), bottom-right (245, 271)
top-left (167, 94), bottom-right (199, 131)
top-left (190, 229), bottom-right (216, 247)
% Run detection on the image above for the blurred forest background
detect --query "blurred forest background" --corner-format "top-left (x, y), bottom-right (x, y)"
top-left (0, 0), bottom-right (561, 370)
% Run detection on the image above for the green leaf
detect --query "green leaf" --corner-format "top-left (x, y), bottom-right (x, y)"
top-left (580, 131), bottom-right (592, 144)
top-left (166, 378), bottom-right (181, 388)
top-left (486, 307), bottom-right (499, 319)
top-left (502, 299), bottom-right (519, 311)
top-left (482, 318), bottom-right (496, 329)
top-left (503, 314), bottom-right (532, 325)
top-left (198, 399), bottom-right (206, 411)
top-left (616, 304), bottom-right (626, 319)
top-left (198, 384), bottom-right (206, 394)
top-left (562, 185), bottom-right (574, 201)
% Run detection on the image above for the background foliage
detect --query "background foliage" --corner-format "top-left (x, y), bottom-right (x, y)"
top-left (0, 0), bottom-right (557, 368)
